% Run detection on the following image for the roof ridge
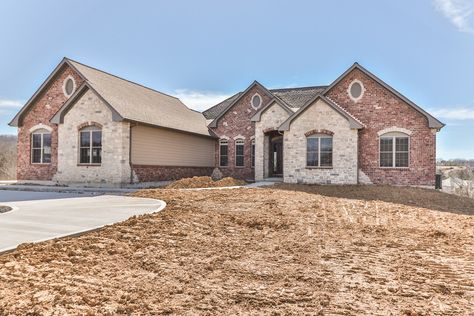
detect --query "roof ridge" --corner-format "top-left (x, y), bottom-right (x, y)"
top-left (64, 57), bottom-right (181, 101)
top-left (270, 85), bottom-right (328, 92)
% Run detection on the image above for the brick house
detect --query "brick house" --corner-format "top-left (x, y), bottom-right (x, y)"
top-left (10, 58), bottom-right (444, 187)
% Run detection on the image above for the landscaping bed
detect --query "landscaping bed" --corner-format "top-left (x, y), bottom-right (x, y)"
top-left (165, 176), bottom-right (246, 189)
top-left (0, 206), bottom-right (11, 214)
top-left (0, 185), bottom-right (473, 314)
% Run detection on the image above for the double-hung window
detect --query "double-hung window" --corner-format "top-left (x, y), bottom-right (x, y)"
top-left (31, 130), bottom-right (52, 164)
top-left (380, 133), bottom-right (409, 168)
top-left (307, 135), bottom-right (333, 167)
top-left (219, 139), bottom-right (228, 167)
top-left (79, 127), bottom-right (102, 164)
top-left (235, 139), bottom-right (245, 167)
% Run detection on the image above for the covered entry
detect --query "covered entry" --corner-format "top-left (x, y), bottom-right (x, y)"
top-left (264, 130), bottom-right (284, 178)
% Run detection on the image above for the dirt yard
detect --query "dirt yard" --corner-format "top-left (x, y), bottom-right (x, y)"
top-left (0, 185), bottom-right (473, 315)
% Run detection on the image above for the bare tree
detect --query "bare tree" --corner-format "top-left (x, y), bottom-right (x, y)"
top-left (449, 166), bottom-right (474, 198)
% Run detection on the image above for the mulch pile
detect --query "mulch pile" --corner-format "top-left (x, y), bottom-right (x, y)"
top-left (0, 206), bottom-right (11, 214)
top-left (165, 176), bottom-right (246, 189)
top-left (0, 185), bottom-right (473, 315)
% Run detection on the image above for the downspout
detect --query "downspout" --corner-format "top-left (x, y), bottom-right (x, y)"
top-left (129, 123), bottom-right (135, 184)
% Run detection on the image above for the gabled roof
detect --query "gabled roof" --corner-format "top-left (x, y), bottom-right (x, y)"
top-left (270, 86), bottom-right (327, 109)
top-left (278, 94), bottom-right (364, 131)
top-left (322, 63), bottom-right (445, 129)
top-left (202, 92), bottom-right (242, 120)
top-left (11, 58), bottom-right (214, 137)
top-left (207, 81), bottom-right (277, 128)
top-left (203, 85), bottom-right (327, 120)
top-left (250, 97), bottom-right (294, 122)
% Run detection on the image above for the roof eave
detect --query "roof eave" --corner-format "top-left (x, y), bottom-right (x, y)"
top-left (278, 94), bottom-right (364, 131)
top-left (9, 57), bottom-right (88, 127)
top-left (323, 62), bottom-right (445, 130)
top-left (251, 98), bottom-right (293, 122)
top-left (50, 82), bottom-right (124, 124)
top-left (209, 80), bottom-right (288, 128)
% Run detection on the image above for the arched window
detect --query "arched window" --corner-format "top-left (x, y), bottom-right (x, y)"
top-left (235, 139), bottom-right (245, 167)
top-left (31, 129), bottom-right (51, 164)
top-left (380, 132), bottom-right (409, 168)
top-left (307, 134), bottom-right (333, 167)
top-left (79, 126), bottom-right (102, 164)
top-left (219, 139), bottom-right (228, 167)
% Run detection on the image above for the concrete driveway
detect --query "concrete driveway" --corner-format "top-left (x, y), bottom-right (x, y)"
top-left (0, 190), bottom-right (96, 202)
top-left (0, 192), bottom-right (166, 253)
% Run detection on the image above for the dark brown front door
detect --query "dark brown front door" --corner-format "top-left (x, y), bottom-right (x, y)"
top-left (269, 136), bottom-right (283, 177)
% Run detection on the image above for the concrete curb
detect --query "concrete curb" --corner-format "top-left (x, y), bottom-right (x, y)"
top-left (0, 185), bottom-right (137, 194)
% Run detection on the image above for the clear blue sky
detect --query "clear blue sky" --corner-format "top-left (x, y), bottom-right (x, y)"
top-left (0, 0), bottom-right (473, 159)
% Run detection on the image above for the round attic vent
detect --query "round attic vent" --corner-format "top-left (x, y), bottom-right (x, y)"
top-left (251, 93), bottom-right (262, 109)
top-left (348, 80), bottom-right (365, 102)
top-left (63, 76), bottom-right (76, 97)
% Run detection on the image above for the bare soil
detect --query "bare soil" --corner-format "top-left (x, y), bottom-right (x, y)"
top-left (166, 176), bottom-right (246, 189)
top-left (0, 185), bottom-right (473, 315)
top-left (0, 206), bottom-right (11, 214)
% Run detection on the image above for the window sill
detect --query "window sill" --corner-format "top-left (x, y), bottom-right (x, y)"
top-left (379, 167), bottom-right (410, 170)
top-left (77, 164), bottom-right (102, 167)
top-left (306, 166), bottom-right (333, 169)
top-left (31, 163), bottom-right (51, 165)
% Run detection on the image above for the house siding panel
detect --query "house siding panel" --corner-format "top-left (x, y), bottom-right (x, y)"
top-left (131, 125), bottom-right (215, 167)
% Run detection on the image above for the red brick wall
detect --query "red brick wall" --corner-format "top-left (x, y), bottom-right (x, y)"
top-left (17, 65), bottom-right (84, 181)
top-left (132, 165), bottom-right (214, 182)
top-left (210, 85), bottom-right (273, 180)
top-left (326, 68), bottom-right (436, 186)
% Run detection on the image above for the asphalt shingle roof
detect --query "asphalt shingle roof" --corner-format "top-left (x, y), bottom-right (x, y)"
top-left (68, 59), bottom-right (213, 137)
top-left (202, 86), bottom-right (328, 120)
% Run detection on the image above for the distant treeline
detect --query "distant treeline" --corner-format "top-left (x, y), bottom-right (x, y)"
top-left (437, 159), bottom-right (474, 167)
top-left (0, 135), bottom-right (17, 180)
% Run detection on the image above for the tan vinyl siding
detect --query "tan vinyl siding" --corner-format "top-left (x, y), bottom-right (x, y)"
top-left (131, 125), bottom-right (215, 167)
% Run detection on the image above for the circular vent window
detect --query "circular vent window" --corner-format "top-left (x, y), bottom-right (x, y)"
top-left (63, 77), bottom-right (76, 97)
top-left (348, 80), bottom-right (364, 102)
top-left (251, 93), bottom-right (262, 109)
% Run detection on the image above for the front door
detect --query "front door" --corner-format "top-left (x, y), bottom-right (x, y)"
top-left (269, 136), bottom-right (283, 177)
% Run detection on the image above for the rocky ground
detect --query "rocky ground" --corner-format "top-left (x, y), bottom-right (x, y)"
top-left (0, 206), bottom-right (11, 214)
top-left (0, 185), bottom-right (473, 315)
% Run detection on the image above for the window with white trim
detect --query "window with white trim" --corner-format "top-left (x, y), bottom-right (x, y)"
top-left (251, 139), bottom-right (255, 168)
top-left (235, 139), bottom-right (245, 167)
top-left (219, 139), bottom-right (228, 167)
top-left (31, 129), bottom-right (52, 164)
top-left (63, 76), bottom-right (76, 97)
top-left (380, 132), bottom-right (409, 168)
top-left (79, 126), bottom-right (102, 164)
top-left (307, 134), bottom-right (333, 167)
top-left (251, 93), bottom-right (262, 109)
